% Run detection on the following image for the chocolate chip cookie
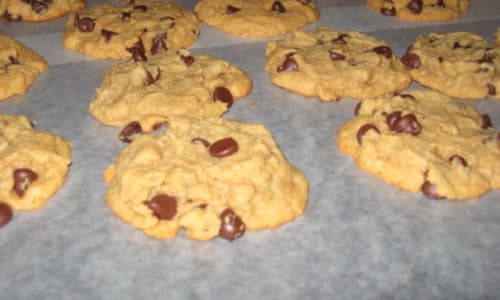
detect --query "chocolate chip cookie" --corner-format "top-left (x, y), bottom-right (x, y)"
top-left (194, 0), bottom-right (320, 38)
top-left (0, 34), bottom-right (48, 101)
top-left (265, 27), bottom-right (411, 101)
top-left (89, 49), bottom-right (252, 136)
top-left (337, 89), bottom-right (499, 200)
top-left (104, 116), bottom-right (309, 240)
top-left (366, 0), bottom-right (469, 22)
top-left (401, 32), bottom-right (500, 100)
top-left (0, 114), bottom-right (71, 225)
top-left (62, 0), bottom-right (199, 59)
top-left (1, 0), bottom-right (85, 22)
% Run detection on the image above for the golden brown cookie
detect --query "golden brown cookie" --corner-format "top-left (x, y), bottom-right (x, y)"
top-left (366, 0), bottom-right (469, 22)
top-left (401, 32), bottom-right (500, 100)
top-left (194, 0), bottom-right (320, 38)
top-left (0, 34), bottom-right (48, 101)
top-left (62, 0), bottom-right (199, 59)
top-left (337, 89), bottom-right (499, 200)
top-left (265, 27), bottom-right (411, 101)
top-left (89, 49), bottom-right (252, 137)
top-left (0, 114), bottom-right (72, 215)
top-left (104, 116), bottom-right (309, 240)
top-left (0, 0), bottom-right (85, 22)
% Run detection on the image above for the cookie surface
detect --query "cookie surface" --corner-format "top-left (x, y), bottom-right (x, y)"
top-left (265, 27), bottom-right (411, 101)
top-left (0, 114), bottom-right (72, 211)
top-left (401, 32), bottom-right (500, 100)
top-left (337, 89), bottom-right (499, 200)
top-left (366, 0), bottom-right (469, 21)
top-left (0, 0), bottom-right (85, 22)
top-left (89, 49), bottom-right (252, 133)
top-left (194, 0), bottom-right (319, 38)
top-left (62, 0), bottom-right (199, 59)
top-left (104, 116), bottom-right (309, 240)
top-left (0, 34), bottom-right (48, 101)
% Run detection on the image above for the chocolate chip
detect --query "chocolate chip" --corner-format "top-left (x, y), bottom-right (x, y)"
top-left (380, 7), bottom-right (396, 16)
top-left (226, 5), bottom-right (240, 14)
top-left (391, 113), bottom-right (422, 135)
top-left (145, 68), bottom-right (161, 85)
top-left (487, 83), bottom-right (496, 96)
top-left (481, 114), bottom-right (493, 129)
top-left (354, 102), bottom-right (362, 116)
top-left (101, 29), bottom-right (118, 42)
top-left (209, 137), bottom-right (238, 158)
top-left (332, 33), bottom-right (348, 45)
top-left (180, 55), bottom-right (194, 67)
top-left (478, 53), bottom-right (495, 64)
top-left (31, 0), bottom-right (48, 13)
top-left (75, 15), bottom-right (95, 32)
top-left (271, 1), bottom-right (286, 13)
top-left (126, 39), bottom-right (147, 62)
top-left (329, 51), bottom-right (345, 61)
top-left (152, 122), bottom-right (165, 131)
top-left (8, 56), bottom-right (19, 65)
top-left (2, 11), bottom-right (22, 21)
top-left (356, 124), bottom-right (380, 145)
top-left (401, 53), bottom-right (421, 69)
top-left (219, 208), bottom-right (245, 241)
top-left (120, 11), bottom-right (131, 20)
top-left (438, 56), bottom-right (444, 63)
top-left (13, 168), bottom-right (38, 197)
top-left (449, 155), bottom-right (468, 167)
top-left (213, 87), bottom-right (233, 107)
top-left (436, 0), bottom-right (445, 7)
top-left (144, 194), bottom-right (177, 220)
top-left (151, 33), bottom-right (167, 55)
top-left (421, 180), bottom-right (445, 199)
top-left (0, 202), bottom-right (13, 228)
top-left (277, 57), bottom-right (299, 72)
top-left (133, 5), bottom-right (147, 12)
top-left (385, 111), bottom-right (402, 128)
top-left (407, 0), bottom-right (423, 14)
top-left (400, 94), bottom-right (416, 101)
top-left (191, 137), bottom-right (210, 148)
top-left (119, 121), bottom-right (142, 143)
top-left (372, 46), bottom-right (393, 59)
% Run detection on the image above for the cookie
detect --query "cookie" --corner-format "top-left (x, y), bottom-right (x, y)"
top-left (194, 0), bottom-right (320, 38)
top-left (89, 49), bottom-right (252, 136)
top-left (104, 116), bottom-right (309, 240)
top-left (265, 27), bottom-right (411, 101)
top-left (62, 0), bottom-right (199, 59)
top-left (0, 34), bottom-right (48, 101)
top-left (401, 32), bottom-right (500, 100)
top-left (0, 0), bottom-right (85, 22)
top-left (337, 89), bottom-right (499, 200)
top-left (0, 114), bottom-right (72, 216)
top-left (366, 0), bottom-right (469, 22)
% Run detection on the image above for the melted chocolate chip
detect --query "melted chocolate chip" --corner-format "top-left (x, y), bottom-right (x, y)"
top-left (354, 102), bottom-right (362, 116)
top-left (2, 11), bottom-right (22, 21)
top-left (487, 83), bottom-right (496, 96)
top-left (385, 111), bottom-right (402, 128)
top-left (449, 155), bottom-right (468, 167)
top-left (8, 56), bottom-right (19, 65)
top-left (119, 121), bottom-right (142, 143)
top-left (120, 11), bottom-right (131, 20)
top-left (356, 124), bottom-right (380, 145)
top-left (151, 34), bottom-right (167, 55)
top-left (401, 53), bottom-right (421, 69)
top-left (133, 5), bottom-right (147, 12)
top-left (277, 57), bottom-right (299, 72)
top-left (329, 51), bottom-right (346, 61)
top-left (226, 5), bottom-right (241, 14)
top-left (31, 0), bottom-right (48, 13)
top-left (407, 0), bottom-right (423, 14)
top-left (126, 39), bottom-right (147, 62)
top-left (213, 87), bottom-right (233, 107)
top-left (191, 137), bottom-right (210, 148)
top-left (219, 208), bottom-right (245, 241)
top-left (13, 168), bottom-right (38, 197)
top-left (144, 194), bottom-right (177, 220)
top-left (271, 1), bottom-right (286, 13)
top-left (0, 202), bottom-right (13, 228)
top-left (145, 68), bottom-right (161, 85)
top-left (332, 33), bottom-right (348, 45)
top-left (481, 114), bottom-right (493, 129)
top-left (75, 15), bottom-right (95, 32)
top-left (209, 137), bottom-right (238, 158)
top-left (421, 180), bottom-right (445, 199)
top-left (478, 53), bottom-right (495, 64)
top-left (436, 0), bottom-right (445, 8)
top-left (372, 46), bottom-right (393, 59)
top-left (180, 55), bottom-right (194, 67)
top-left (101, 29), bottom-right (118, 42)
top-left (391, 113), bottom-right (422, 135)
top-left (380, 7), bottom-right (396, 16)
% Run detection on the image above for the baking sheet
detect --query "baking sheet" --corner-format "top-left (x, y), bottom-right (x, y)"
top-left (1, 0), bottom-right (500, 299)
